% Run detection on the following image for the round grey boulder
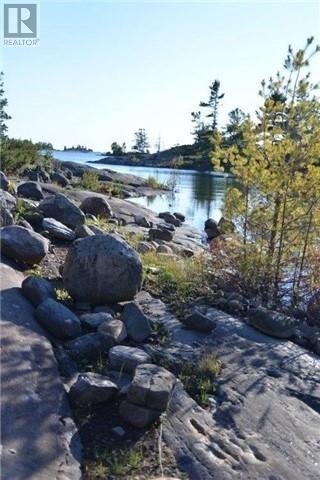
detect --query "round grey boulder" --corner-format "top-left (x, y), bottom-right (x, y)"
top-left (63, 234), bottom-right (143, 304)
top-left (38, 193), bottom-right (85, 228)
top-left (17, 181), bottom-right (44, 201)
top-left (35, 298), bottom-right (81, 339)
top-left (80, 196), bottom-right (113, 218)
top-left (0, 226), bottom-right (49, 264)
top-left (22, 276), bottom-right (55, 307)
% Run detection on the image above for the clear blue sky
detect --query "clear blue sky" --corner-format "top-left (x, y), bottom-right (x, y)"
top-left (3, 0), bottom-right (320, 151)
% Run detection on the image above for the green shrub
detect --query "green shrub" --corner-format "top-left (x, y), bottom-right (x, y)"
top-left (1, 137), bottom-right (43, 173)
top-left (80, 171), bottom-right (100, 191)
top-left (141, 251), bottom-right (212, 314)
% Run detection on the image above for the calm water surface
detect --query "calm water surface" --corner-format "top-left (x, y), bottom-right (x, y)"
top-left (53, 150), bottom-right (235, 231)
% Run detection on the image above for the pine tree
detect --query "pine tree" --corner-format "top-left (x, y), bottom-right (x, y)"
top-left (0, 72), bottom-right (11, 138)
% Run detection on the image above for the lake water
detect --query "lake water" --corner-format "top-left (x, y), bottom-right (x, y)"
top-left (53, 150), bottom-right (235, 231)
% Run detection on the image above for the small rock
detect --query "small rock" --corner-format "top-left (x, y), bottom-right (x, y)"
top-left (127, 363), bottom-right (176, 411)
top-left (137, 241), bottom-right (156, 254)
top-left (39, 193), bottom-right (85, 228)
top-left (149, 227), bottom-right (174, 242)
top-left (0, 171), bottom-right (9, 191)
top-left (134, 214), bottom-right (152, 228)
top-left (247, 307), bottom-right (297, 339)
top-left (181, 311), bottom-right (216, 332)
top-left (69, 372), bottom-right (118, 406)
top-left (119, 400), bottom-right (161, 428)
top-left (75, 224), bottom-right (94, 238)
top-left (80, 196), bottom-right (113, 218)
top-left (42, 218), bottom-right (76, 241)
top-left (112, 426), bottom-right (126, 438)
top-left (159, 211), bottom-right (182, 227)
top-left (35, 298), bottom-right (81, 339)
top-left (109, 345), bottom-right (151, 373)
top-left (22, 276), bottom-right (55, 307)
top-left (0, 189), bottom-right (16, 211)
top-left (0, 206), bottom-right (13, 226)
top-left (80, 312), bottom-right (113, 330)
top-left (98, 318), bottom-right (127, 343)
top-left (157, 244), bottom-right (173, 254)
top-left (121, 302), bottom-right (151, 343)
top-left (17, 181), bottom-right (44, 201)
top-left (174, 212), bottom-right (185, 222)
top-left (0, 226), bottom-right (49, 265)
top-left (204, 218), bottom-right (220, 240)
top-left (66, 332), bottom-right (114, 360)
top-left (51, 172), bottom-right (69, 187)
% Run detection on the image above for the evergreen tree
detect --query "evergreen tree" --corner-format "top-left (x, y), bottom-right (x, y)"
top-left (200, 80), bottom-right (225, 130)
top-left (213, 38), bottom-right (320, 305)
top-left (0, 72), bottom-right (11, 138)
top-left (133, 129), bottom-right (149, 153)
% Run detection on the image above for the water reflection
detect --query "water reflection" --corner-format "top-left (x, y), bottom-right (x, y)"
top-left (52, 151), bottom-right (234, 231)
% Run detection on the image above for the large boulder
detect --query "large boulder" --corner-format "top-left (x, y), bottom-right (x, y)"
top-left (247, 307), bottom-right (297, 339)
top-left (17, 181), bottom-right (44, 201)
top-left (42, 218), bottom-right (76, 241)
top-left (109, 345), bottom-right (151, 373)
top-left (22, 276), bottom-right (55, 307)
top-left (63, 235), bottom-right (143, 304)
top-left (69, 372), bottom-right (118, 406)
top-left (38, 194), bottom-right (85, 228)
top-left (80, 196), bottom-right (112, 218)
top-left (35, 298), bottom-right (81, 339)
top-left (307, 291), bottom-right (320, 326)
top-left (121, 302), bottom-right (151, 343)
top-left (0, 171), bottom-right (9, 191)
top-left (0, 226), bottom-right (49, 264)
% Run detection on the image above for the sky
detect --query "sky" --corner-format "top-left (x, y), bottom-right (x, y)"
top-left (2, 0), bottom-right (320, 152)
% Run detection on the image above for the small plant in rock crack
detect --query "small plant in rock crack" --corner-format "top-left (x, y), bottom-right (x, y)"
top-left (24, 266), bottom-right (45, 277)
top-left (55, 288), bottom-right (72, 304)
top-left (177, 352), bottom-right (222, 408)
